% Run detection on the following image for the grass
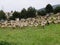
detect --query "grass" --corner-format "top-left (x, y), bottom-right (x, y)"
top-left (0, 24), bottom-right (60, 45)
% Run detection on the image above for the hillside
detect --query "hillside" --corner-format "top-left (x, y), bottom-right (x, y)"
top-left (39, 4), bottom-right (60, 11)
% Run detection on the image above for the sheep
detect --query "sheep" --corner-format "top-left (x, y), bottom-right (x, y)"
top-left (52, 17), bottom-right (57, 20)
top-left (20, 22), bottom-right (24, 28)
top-left (35, 18), bottom-right (41, 24)
top-left (28, 21), bottom-right (33, 27)
top-left (15, 18), bottom-right (19, 21)
top-left (40, 22), bottom-right (45, 28)
top-left (31, 18), bottom-right (36, 22)
top-left (57, 20), bottom-right (60, 23)
top-left (56, 13), bottom-right (60, 16)
top-left (0, 21), bottom-right (8, 27)
top-left (1, 25), bottom-right (5, 28)
top-left (47, 20), bottom-right (52, 24)
top-left (23, 21), bottom-right (28, 27)
top-left (12, 24), bottom-right (16, 29)
top-left (47, 17), bottom-right (53, 24)
top-left (53, 20), bottom-right (58, 24)
top-left (34, 22), bottom-right (39, 27)
top-left (14, 21), bottom-right (20, 27)
top-left (21, 19), bottom-right (26, 22)
top-left (57, 16), bottom-right (60, 20)
top-left (40, 20), bottom-right (47, 28)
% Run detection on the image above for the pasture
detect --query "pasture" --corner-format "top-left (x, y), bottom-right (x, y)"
top-left (0, 23), bottom-right (60, 45)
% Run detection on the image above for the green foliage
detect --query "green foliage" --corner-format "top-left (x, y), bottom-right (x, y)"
top-left (10, 7), bottom-right (36, 20)
top-left (45, 4), bottom-right (53, 13)
top-left (10, 11), bottom-right (20, 20)
top-left (0, 10), bottom-right (6, 20)
top-left (27, 7), bottom-right (36, 18)
top-left (37, 10), bottom-right (46, 16)
top-left (53, 6), bottom-right (60, 14)
top-left (20, 8), bottom-right (27, 19)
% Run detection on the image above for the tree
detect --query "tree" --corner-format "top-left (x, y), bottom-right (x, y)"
top-left (10, 11), bottom-right (20, 20)
top-left (20, 8), bottom-right (27, 19)
top-left (0, 10), bottom-right (6, 20)
top-left (45, 4), bottom-right (53, 13)
top-left (53, 6), bottom-right (60, 14)
top-left (27, 7), bottom-right (36, 18)
top-left (37, 10), bottom-right (46, 16)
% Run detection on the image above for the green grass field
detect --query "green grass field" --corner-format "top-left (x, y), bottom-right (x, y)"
top-left (0, 23), bottom-right (60, 45)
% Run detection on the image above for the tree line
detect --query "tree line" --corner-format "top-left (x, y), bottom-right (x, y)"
top-left (0, 4), bottom-right (60, 20)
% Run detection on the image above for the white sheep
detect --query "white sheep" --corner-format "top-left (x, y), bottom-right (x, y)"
top-left (53, 20), bottom-right (58, 24)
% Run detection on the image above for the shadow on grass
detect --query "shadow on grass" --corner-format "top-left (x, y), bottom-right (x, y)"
top-left (0, 41), bottom-right (16, 45)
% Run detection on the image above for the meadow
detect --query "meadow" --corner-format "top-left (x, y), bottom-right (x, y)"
top-left (0, 23), bottom-right (60, 45)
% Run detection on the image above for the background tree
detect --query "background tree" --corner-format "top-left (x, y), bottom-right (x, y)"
top-left (10, 11), bottom-right (20, 20)
top-left (27, 7), bottom-right (36, 18)
top-left (20, 8), bottom-right (27, 19)
top-left (0, 10), bottom-right (6, 20)
top-left (45, 4), bottom-right (53, 14)
top-left (53, 6), bottom-right (60, 14)
top-left (37, 10), bottom-right (46, 16)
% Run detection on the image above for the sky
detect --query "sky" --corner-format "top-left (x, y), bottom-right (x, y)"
top-left (0, 0), bottom-right (60, 12)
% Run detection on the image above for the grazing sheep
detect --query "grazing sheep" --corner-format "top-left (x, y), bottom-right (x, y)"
top-left (20, 22), bottom-right (24, 28)
top-left (57, 20), bottom-right (60, 23)
top-left (52, 17), bottom-right (57, 20)
top-left (24, 21), bottom-right (28, 27)
top-left (53, 20), bottom-right (58, 24)
top-left (41, 22), bottom-right (45, 28)
top-left (1, 25), bottom-right (5, 28)
top-left (28, 22), bottom-right (33, 27)
top-left (12, 24), bottom-right (16, 29)
top-left (57, 16), bottom-right (60, 20)
top-left (21, 19), bottom-right (26, 22)
top-left (34, 22), bottom-right (38, 27)
top-left (48, 20), bottom-right (52, 24)
top-left (35, 18), bottom-right (41, 24)
top-left (15, 21), bottom-right (20, 27)
top-left (15, 18), bottom-right (19, 21)
top-left (56, 13), bottom-right (60, 16)
top-left (40, 20), bottom-right (47, 28)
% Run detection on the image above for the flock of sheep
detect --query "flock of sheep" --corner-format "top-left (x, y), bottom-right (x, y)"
top-left (0, 13), bottom-right (60, 28)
